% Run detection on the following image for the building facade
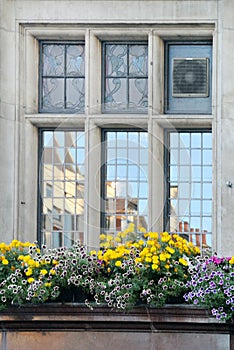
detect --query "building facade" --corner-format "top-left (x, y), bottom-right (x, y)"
top-left (0, 0), bottom-right (234, 255)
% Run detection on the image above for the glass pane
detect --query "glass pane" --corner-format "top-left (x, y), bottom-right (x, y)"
top-left (43, 148), bottom-right (52, 163)
top-left (105, 78), bottom-right (127, 110)
top-left (192, 183), bottom-right (201, 198)
top-left (43, 44), bottom-right (64, 76)
top-left (191, 150), bottom-right (201, 165)
top-left (128, 165), bottom-right (139, 180)
top-left (129, 45), bottom-right (148, 76)
top-left (178, 182), bottom-right (190, 199)
top-left (66, 45), bottom-right (85, 76)
top-left (117, 165), bottom-right (127, 179)
top-left (170, 149), bottom-right (178, 165)
top-left (42, 78), bottom-right (64, 109)
top-left (66, 78), bottom-right (85, 112)
top-left (44, 131), bottom-right (53, 147)
top-left (203, 166), bottom-right (212, 181)
top-left (170, 133), bottom-right (179, 148)
top-left (128, 148), bottom-right (139, 163)
top-left (203, 149), bottom-right (212, 165)
top-left (129, 182), bottom-right (138, 197)
top-left (107, 165), bottom-right (116, 180)
top-left (140, 148), bottom-right (148, 164)
top-left (191, 133), bottom-right (201, 148)
top-left (129, 78), bottom-right (148, 110)
top-left (180, 133), bottom-right (190, 148)
top-left (139, 182), bottom-right (148, 197)
top-left (76, 149), bottom-right (85, 164)
top-left (106, 198), bottom-right (116, 213)
top-left (203, 133), bottom-right (212, 148)
top-left (203, 183), bottom-right (212, 199)
top-left (105, 44), bottom-right (127, 77)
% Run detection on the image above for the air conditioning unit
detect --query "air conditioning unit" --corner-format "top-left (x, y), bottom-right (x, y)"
top-left (172, 58), bottom-right (209, 98)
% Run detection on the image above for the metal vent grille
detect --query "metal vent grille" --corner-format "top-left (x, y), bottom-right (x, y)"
top-left (172, 58), bottom-right (209, 97)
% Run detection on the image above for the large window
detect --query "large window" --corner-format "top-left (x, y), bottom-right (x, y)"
top-left (101, 130), bottom-right (148, 235)
top-left (39, 130), bottom-right (85, 248)
top-left (33, 32), bottom-right (213, 251)
top-left (102, 43), bottom-right (148, 113)
top-left (39, 42), bottom-right (85, 113)
top-left (165, 130), bottom-right (212, 251)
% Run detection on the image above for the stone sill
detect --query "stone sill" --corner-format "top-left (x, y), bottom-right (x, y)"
top-left (0, 304), bottom-right (232, 332)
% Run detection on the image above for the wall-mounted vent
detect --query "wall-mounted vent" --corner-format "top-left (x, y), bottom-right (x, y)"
top-left (172, 58), bottom-right (209, 97)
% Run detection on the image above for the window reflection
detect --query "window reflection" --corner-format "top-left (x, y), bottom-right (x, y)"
top-left (103, 131), bottom-right (148, 237)
top-left (168, 131), bottom-right (212, 252)
top-left (40, 130), bottom-right (85, 248)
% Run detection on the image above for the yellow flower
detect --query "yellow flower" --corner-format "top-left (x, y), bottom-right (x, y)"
top-left (179, 257), bottom-right (188, 266)
top-left (90, 250), bottom-right (97, 256)
top-left (27, 277), bottom-right (35, 283)
top-left (100, 234), bottom-right (106, 241)
top-left (49, 269), bottom-right (56, 275)
top-left (145, 256), bottom-right (152, 263)
top-left (166, 246), bottom-right (175, 254)
top-left (161, 232), bottom-right (171, 242)
top-left (2, 258), bottom-right (9, 265)
top-left (44, 282), bottom-right (52, 287)
top-left (138, 226), bottom-right (146, 233)
top-left (229, 256), bottom-right (234, 264)
top-left (152, 264), bottom-right (158, 270)
top-left (40, 269), bottom-right (48, 276)
top-left (159, 253), bottom-right (167, 262)
top-left (115, 260), bottom-right (122, 267)
top-left (114, 237), bottom-right (121, 243)
top-left (25, 267), bottom-right (33, 276)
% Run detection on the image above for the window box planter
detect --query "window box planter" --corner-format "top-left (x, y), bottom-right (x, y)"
top-left (0, 304), bottom-right (233, 350)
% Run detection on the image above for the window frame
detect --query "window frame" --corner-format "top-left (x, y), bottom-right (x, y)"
top-left (102, 41), bottom-right (149, 114)
top-left (163, 127), bottom-right (213, 250)
top-left (37, 127), bottom-right (86, 247)
top-left (39, 40), bottom-right (86, 114)
top-left (100, 127), bottom-right (149, 235)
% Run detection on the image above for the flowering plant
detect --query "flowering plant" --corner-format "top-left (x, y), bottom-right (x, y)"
top-left (184, 255), bottom-right (234, 321)
top-left (94, 228), bottom-right (200, 309)
top-left (0, 240), bottom-right (61, 309)
top-left (0, 229), bottom-right (200, 311)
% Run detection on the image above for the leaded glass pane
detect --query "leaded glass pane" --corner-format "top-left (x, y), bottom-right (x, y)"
top-left (167, 130), bottom-right (212, 252)
top-left (42, 78), bottom-right (64, 110)
top-left (105, 45), bottom-right (127, 76)
top-left (103, 42), bottom-right (148, 113)
top-left (66, 78), bottom-right (85, 110)
top-left (40, 42), bottom-right (85, 113)
top-left (129, 78), bottom-right (148, 109)
top-left (129, 45), bottom-right (148, 76)
top-left (66, 45), bottom-right (85, 76)
top-left (43, 45), bottom-right (65, 76)
top-left (40, 130), bottom-right (85, 248)
top-left (105, 78), bottom-right (127, 111)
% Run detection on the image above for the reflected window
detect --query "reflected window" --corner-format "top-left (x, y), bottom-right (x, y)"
top-left (103, 43), bottom-right (148, 113)
top-left (102, 130), bottom-right (148, 236)
top-left (39, 130), bottom-right (85, 248)
top-left (166, 130), bottom-right (212, 251)
top-left (39, 42), bottom-right (85, 113)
